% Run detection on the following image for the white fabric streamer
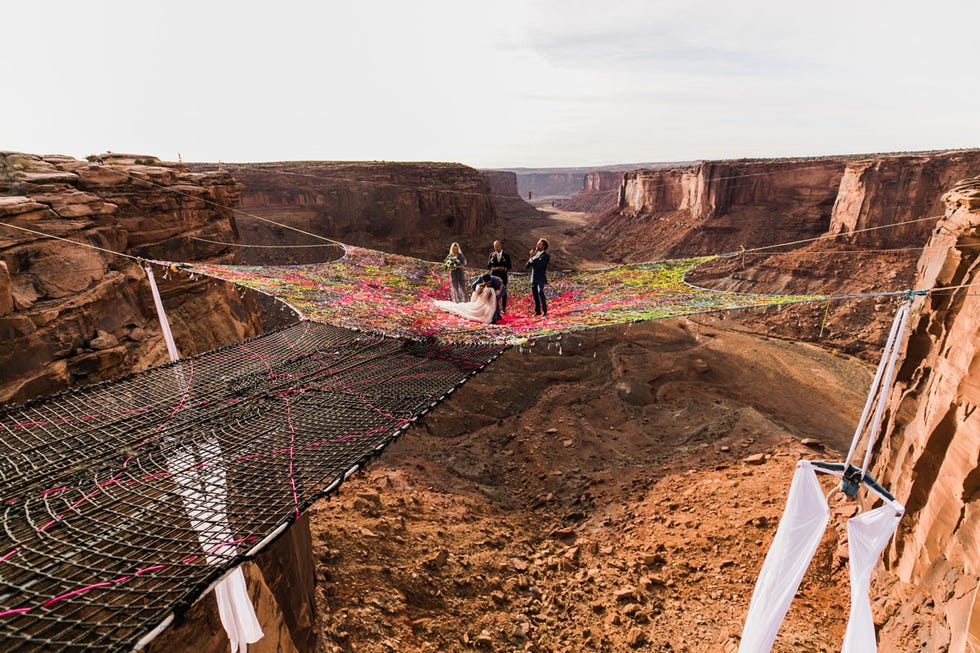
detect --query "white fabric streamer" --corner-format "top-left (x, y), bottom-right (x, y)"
top-left (841, 506), bottom-right (902, 653)
top-left (168, 441), bottom-right (264, 652)
top-left (214, 567), bottom-right (264, 653)
top-left (144, 266), bottom-right (180, 362)
top-left (739, 463), bottom-right (830, 653)
top-left (149, 265), bottom-right (263, 651)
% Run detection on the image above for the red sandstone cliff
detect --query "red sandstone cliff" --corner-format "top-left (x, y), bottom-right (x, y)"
top-left (0, 152), bottom-right (262, 403)
top-left (192, 162), bottom-right (500, 265)
top-left (588, 151), bottom-right (980, 263)
top-left (587, 157), bottom-right (850, 261)
top-left (480, 169), bottom-right (543, 224)
top-left (560, 170), bottom-right (623, 213)
top-left (868, 176), bottom-right (980, 652)
top-left (829, 150), bottom-right (980, 248)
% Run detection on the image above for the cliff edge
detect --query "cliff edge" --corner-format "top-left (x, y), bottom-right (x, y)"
top-left (0, 152), bottom-right (262, 403)
top-left (870, 175), bottom-right (980, 652)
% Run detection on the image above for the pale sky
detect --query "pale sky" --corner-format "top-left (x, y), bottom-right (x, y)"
top-left (5, 0), bottom-right (979, 168)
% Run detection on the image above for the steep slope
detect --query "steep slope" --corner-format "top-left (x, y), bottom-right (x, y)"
top-left (870, 176), bottom-right (980, 652)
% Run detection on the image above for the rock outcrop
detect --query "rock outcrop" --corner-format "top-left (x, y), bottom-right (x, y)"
top-left (589, 157), bottom-right (850, 260)
top-left (0, 152), bottom-right (262, 403)
top-left (829, 150), bottom-right (980, 248)
top-left (588, 150), bottom-right (980, 263)
top-left (480, 169), bottom-right (542, 224)
top-left (870, 175), bottom-right (980, 652)
top-left (561, 170), bottom-right (623, 213)
top-left (192, 162), bottom-right (499, 264)
top-left (480, 169), bottom-right (519, 198)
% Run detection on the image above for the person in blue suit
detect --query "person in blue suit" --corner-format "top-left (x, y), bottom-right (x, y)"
top-left (525, 238), bottom-right (550, 316)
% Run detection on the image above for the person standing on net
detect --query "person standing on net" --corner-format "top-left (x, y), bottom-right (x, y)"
top-left (444, 242), bottom-right (468, 303)
top-left (487, 240), bottom-right (512, 313)
top-left (526, 238), bottom-right (550, 316)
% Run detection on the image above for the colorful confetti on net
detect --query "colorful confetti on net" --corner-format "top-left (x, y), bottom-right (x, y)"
top-left (185, 245), bottom-right (824, 344)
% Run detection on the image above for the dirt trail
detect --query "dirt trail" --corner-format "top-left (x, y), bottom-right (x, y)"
top-left (505, 202), bottom-right (610, 270)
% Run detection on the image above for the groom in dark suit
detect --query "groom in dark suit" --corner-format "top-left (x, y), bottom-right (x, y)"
top-left (471, 273), bottom-right (503, 324)
top-left (526, 238), bottom-right (550, 316)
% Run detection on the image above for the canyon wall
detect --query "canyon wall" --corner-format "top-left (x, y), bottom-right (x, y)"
top-left (513, 171), bottom-right (587, 199)
top-left (828, 150), bottom-right (980, 248)
top-left (592, 157), bottom-right (848, 260)
top-left (480, 169), bottom-right (519, 198)
top-left (0, 152), bottom-right (263, 404)
top-left (561, 170), bottom-right (623, 213)
top-left (870, 176), bottom-right (980, 652)
top-left (479, 169), bottom-right (543, 233)
top-left (593, 151), bottom-right (980, 263)
top-left (199, 162), bottom-right (499, 264)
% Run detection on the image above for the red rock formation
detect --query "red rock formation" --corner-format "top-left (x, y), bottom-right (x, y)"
top-left (589, 157), bottom-right (849, 260)
top-left (480, 169), bottom-right (543, 230)
top-left (561, 170), bottom-right (623, 213)
top-left (829, 150), bottom-right (980, 248)
top-left (0, 152), bottom-right (261, 403)
top-left (194, 162), bottom-right (499, 265)
top-left (869, 176), bottom-right (980, 652)
top-left (480, 169), bottom-right (519, 198)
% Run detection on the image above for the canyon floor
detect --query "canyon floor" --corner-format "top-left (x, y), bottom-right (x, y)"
top-left (306, 208), bottom-right (892, 652)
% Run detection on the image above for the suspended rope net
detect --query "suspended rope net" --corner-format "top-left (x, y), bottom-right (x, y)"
top-left (0, 235), bottom-right (838, 651)
top-left (0, 322), bottom-right (505, 651)
top-left (183, 244), bottom-right (825, 344)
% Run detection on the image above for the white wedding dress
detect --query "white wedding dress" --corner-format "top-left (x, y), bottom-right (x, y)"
top-left (433, 285), bottom-right (497, 323)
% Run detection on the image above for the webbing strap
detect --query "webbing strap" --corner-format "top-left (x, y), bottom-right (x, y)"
top-left (843, 300), bottom-right (911, 477)
top-left (144, 266), bottom-right (181, 362)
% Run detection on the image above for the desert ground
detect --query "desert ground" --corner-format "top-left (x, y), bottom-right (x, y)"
top-left (308, 207), bottom-right (879, 652)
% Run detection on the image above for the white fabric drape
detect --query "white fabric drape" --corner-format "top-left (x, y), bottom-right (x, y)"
top-left (739, 463), bottom-right (830, 653)
top-left (215, 567), bottom-right (264, 653)
top-left (168, 441), bottom-right (264, 652)
top-left (148, 265), bottom-right (263, 652)
top-left (144, 265), bottom-right (180, 362)
top-left (841, 505), bottom-right (902, 653)
top-left (433, 287), bottom-right (498, 323)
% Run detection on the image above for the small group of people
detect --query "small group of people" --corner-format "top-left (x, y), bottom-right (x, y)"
top-left (433, 238), bottom-right (550, 324)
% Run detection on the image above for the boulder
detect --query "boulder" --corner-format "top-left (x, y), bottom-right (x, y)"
top-left (67, 346), bottom-right (127, 377)
top-left (89, 329), bottom-right (119, 350)
top-left (0, 196), bottom-right (51, 219)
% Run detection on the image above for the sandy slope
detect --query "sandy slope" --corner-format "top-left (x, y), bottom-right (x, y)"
top-left (310, 312), bottom-right (875, 651)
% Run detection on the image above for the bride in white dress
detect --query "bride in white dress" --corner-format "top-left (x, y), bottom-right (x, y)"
top-left (433, 283), bottom-right (498, 324)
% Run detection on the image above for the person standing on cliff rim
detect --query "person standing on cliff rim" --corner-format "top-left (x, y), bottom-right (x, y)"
top-left (487, 240), bottom-right (512, 314)
top-left (526, 238), bottom-right (550, 316)
top-left (444, 242), bottom-right (468, 303)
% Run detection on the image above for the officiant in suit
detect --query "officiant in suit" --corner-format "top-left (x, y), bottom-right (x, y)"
top-left (487, 240), bottom-right (512, 313)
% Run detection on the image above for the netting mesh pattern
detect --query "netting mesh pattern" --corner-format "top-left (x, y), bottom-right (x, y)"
top-left (0, 322), bottom-right (505, 652)
top-left (185, 245), bottom-right (824, 344)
